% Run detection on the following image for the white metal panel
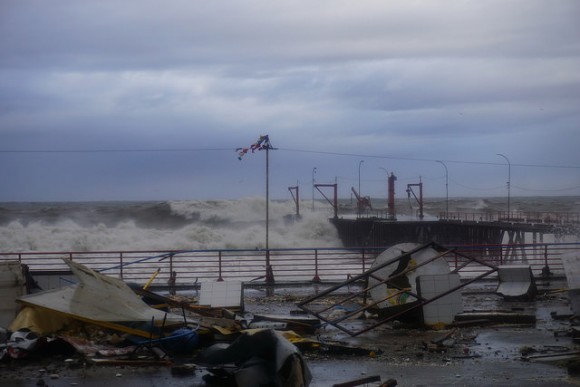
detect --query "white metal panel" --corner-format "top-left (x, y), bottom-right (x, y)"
top-left (199, 281), bottom-right (243, 309)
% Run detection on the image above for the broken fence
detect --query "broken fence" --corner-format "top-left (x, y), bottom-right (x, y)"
top-left (296, 242), bottom-right (499, 337)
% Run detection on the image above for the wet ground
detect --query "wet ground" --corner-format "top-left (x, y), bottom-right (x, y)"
top-left (1, 278), bottom-right (580, 386)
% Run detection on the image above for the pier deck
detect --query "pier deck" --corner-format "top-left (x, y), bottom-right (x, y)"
top-left (332, 217), bottom-right (574, 247)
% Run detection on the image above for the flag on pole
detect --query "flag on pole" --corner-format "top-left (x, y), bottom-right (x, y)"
top-left (236, 135), bottom-right (273, 160)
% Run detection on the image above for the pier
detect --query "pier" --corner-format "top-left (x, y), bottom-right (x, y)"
top-left (332, 210), bottom-right (580, 247)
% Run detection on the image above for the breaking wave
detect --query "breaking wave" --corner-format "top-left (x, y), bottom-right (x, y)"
top-left (0, 199), bottom-right (343, 252)
top-left (1, 196), bottom-right (578, 252)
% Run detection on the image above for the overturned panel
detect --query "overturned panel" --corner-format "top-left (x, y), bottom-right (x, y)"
top-left (369, 242), bottom-right (450, 309)
top-left (15, 259), bottom-right (185, 335)
top-left (496, 265), bottom-right (537, 300)
top-left (417, 273), bottom-right (462, 326)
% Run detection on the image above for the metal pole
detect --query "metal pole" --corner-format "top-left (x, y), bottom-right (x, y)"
top-left (333, 182), bottom-right (338, 219)
top-left (379, 167), bottom-right (389, 218)
top-left (218, 251), bottom-right (223, 281)
top-left (436, 160), bottom-right (448, 219)
top-left (419, 178), bottom-right (424, 220)
top-left (266, 147), bottom-right (272, 283)
top-left (358, 160), bottom-right (364, 197)
top-left (496, 153), bottom-right (511, 218)
top-left (313, 249), bottom-right (320, 283)
top-left (312, 167), bottom-right (317, 211)
top-left (266, 147), bottom-right (269, 251)
top-left (358, 160), bottom-right (364, 216)
top-left (295, 184), bottom-right (300, 217)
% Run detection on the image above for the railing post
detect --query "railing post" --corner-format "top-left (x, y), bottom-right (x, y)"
top-left (167, 253), bottom-right (176, 294)
top-left (312, 249), bottom-right (321, 283)
top-left (362, 248), bottom-right (366, 273)
top-left (217, 251), bottom-right (224, 281)
top-left (265, 249), bottom-right (275, 284)
top-left (541, 244), bottom-right (552, 277)
top-left (119, 252), bottom-right (124, 280)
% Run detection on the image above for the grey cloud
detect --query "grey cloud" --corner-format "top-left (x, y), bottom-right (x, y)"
top-left (3, 1), bottom-right (578, 70)
top-left (1, 0), bottom-right (579, 200)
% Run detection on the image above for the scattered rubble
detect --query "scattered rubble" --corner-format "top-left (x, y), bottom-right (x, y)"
top-left (0, 252), bottom-right (579, 385)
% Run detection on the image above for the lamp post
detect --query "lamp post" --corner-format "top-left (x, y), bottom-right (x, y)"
top-left (312, 167), bottom-right (317, 211)
top-left (436, 160), bottom-right (449, 219)
top-left (496, 153), bottom-right (511, 218)
top-left (358, 160), bottom-right (364, 196)
top-left (358, 160), bottom-right (364, 217)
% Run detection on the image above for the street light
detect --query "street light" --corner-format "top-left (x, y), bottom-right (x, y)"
top-left (436, 160), bottom-right (449, 219)
top-left (358, 160), bottom-right (364, 196)
top-left (312, 167), bottom-right (317, 211)
top-left (496, 153), bottom-right (511, 218)
top-left (358, 160), bottom-right (364, 217)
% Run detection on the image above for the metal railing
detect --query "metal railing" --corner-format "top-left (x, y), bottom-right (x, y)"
top-left (1, 242), bottom-right (578, 287)
top-left (0, 247), bottom-right (382, 286)
top-left (354, 209), bottom-right (580, 225)
top-left (446, 242), bottom-right (580, 277)
top-left (440, 211), bottom-right (580, 224)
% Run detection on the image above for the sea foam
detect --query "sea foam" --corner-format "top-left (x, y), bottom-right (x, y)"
top-left (0, 199), bottom-right (342, 252)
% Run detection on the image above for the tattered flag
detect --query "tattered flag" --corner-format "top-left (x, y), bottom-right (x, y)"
top-left (236, 135), bottom-right (273, 160)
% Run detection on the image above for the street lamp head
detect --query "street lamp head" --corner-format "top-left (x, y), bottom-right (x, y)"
top-left (496, 153), bottom-right (510, 164)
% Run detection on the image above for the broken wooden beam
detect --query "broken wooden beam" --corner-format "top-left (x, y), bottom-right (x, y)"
top-left (332, 375), bottom-right (383, 387)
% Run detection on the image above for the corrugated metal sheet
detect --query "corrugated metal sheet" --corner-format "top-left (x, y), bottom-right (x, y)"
top-left (16, 259), bottom-right (185, 334)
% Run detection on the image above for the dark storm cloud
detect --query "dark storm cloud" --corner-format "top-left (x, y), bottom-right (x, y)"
top-left (0, 0), bottom-right (579, 201)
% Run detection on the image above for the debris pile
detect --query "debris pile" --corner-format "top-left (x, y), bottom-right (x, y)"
top-left (1, 243), bottom-right (580, 385)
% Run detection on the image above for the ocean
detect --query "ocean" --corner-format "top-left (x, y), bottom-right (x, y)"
top-left (1, 196), bottom-right (579, 253)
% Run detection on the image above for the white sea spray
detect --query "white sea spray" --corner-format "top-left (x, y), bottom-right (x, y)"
top-left (0, 199), bottom-right (342, 252)
top-left (0, 197), bottom-right (578, 252)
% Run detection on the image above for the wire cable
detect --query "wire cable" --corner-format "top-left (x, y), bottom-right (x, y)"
top-left (1, 146), bottom-right (579, 170)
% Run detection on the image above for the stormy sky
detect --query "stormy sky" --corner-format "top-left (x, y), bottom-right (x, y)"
top-left (1, 0), bottom-right (579, 202)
